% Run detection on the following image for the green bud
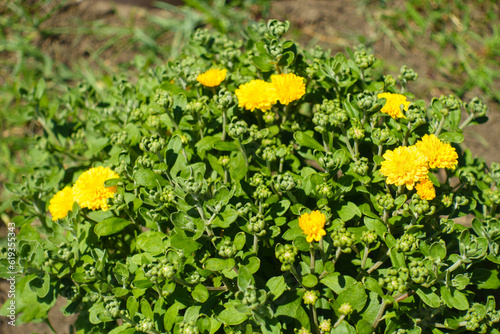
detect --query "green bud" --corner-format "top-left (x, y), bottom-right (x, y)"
top-left (466, 97), bottom-right (487, 117)
top-left (154, 89), bottom-right (173, 109)
top-left (398, 65), bottom-right (418, 82)
top-left (338, 302), bottom-right (353, 315)
top-left (303, 290), bottom-right (319, 305)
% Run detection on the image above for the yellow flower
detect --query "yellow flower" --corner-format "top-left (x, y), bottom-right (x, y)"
top-left (48, 186), bottom-right (75, 221)
top-left (271, 73), bottom-right (306, 105)
top-left (377, 92), bottom-right (410, 119)
top-left (196, 68), bottom-right (227, 87)
top-left (73, 166), bottom-right (119, 211)
top-left (414, 134), bottom-right (458, 170)
top-left (415, 178), bottom-right (436, 200)
top-left (380, 146), bottom-right (429, 190)
top-left (299, 210), bottom-right (326, 243)
top-left (235, 79), bottom-right (278, 111)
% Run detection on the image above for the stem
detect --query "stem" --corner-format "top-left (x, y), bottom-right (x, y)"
top-left (333, 314), bottom-right (346, 328)
top-left (360, 244), bottom-right (370, 270)
top-left (339, 123), bottom-right (357, 161)
top-left (310, 304), bottom-right (319, 331)
top-left (289, 265), bottom-right (305, 289)
top-left (286, 190), bottom-right (298, 204)
top-left (238, 137), bottom-right (249, 173)
top-left (458, 113), bottom-right (475, 130)
top-left (434, 114), bottom-right (445, 137)
top-left (253, 233), bottom-right (258, 253)
top-left (195, 201), bottom-right (213, 237)
top-left (372, 299), bottom-right (387, 329)
top-left (221, 108), bottom-right (227, 141)
top-left (371, 145), bottom-right (383, 172)
top-left (309, 244), bottom-right (315, 272)
top-left (322, 132), bottom-right (331, 152)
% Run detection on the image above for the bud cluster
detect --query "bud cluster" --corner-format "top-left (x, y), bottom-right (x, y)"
top-left (275, 244), bottom-right (299, 271)
top-left (273, 172), bottom-right (296, 192)
top-left (331, 226), bottom-right (356, 252)
top-left (139, 134), bottom-right (166, 153)
top-left (248, 214), bottom-right (267, 236)
top-left (408, 260), bottom-right (431, 284)
top-left (135, 318), bottom-right (155, 333)
top-left (143, 259), bottom-right (176, 283)
top-left (394, 233), bottom-right (419, 253)
top-left (218, 239), bottom-right (237, 258)
top-left (228, 119), bottom-right (249, 138)
top-left (378, 268), bottom-right (409, 293)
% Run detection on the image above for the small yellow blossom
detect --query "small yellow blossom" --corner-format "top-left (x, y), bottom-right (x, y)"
top-left (48, 186), bottom-right (75, 221)
top-left (196, 68), bottom-right (227, 87)
top-left (377, 92), bottom-right (410, 119)
top-left (298, 210), bottom-right (326, 242)
top-left (380, 146), bottom-right (429, 190)
top-left (73, 166), bottom-right (119, 211)
top-left (271, 73), bottom-right (306, 105)
top-left (414, 134), bottom-right (458, 170)
top-left (415, 178), bottom-right (436, 200)
top-left (235, 79), bottom-right (278, 111)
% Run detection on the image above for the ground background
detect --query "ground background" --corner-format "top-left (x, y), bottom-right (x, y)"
top-left (0, 0), bottom-right (499, 332)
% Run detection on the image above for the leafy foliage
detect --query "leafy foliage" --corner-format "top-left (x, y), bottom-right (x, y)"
top-left (2, 17), bottom-right (500, 334)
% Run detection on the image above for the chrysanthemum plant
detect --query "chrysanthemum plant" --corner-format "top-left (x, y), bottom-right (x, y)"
top-left (3, 19), bottom-right (500, 334)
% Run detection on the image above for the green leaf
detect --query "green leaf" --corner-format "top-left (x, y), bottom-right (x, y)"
top-left (134, 168), bottom-right (166, 188)
top-left (294, 131), bottom-right (325, 151)
top-left (204, 258), bottom-right (234, 272)
top-left (213, 141), bottom-right (240, 151)
top-left (440, 286), bottom-right (469, 310)
top-left (266, 276), bottom-right (287, 301)
top-left (429, 242), bottom-right (447, 261)
top-left (94, 217), bottom-right (131, 237)
top-left (164, 303), bottom-right (182, 331)
top-left (416, 287), bottom-right (441, 308)
top-left (438, 132), bottom-right (464, 144)
top-left (217, 307), bottom-right (248, 325)
top-left (334, 282), bottom-right (367, 313)
top-left (136, 231), bottom-right (166, 255)
top-left (238, 265), bottom-right (254, 290)
top-left (140, 299), bottom-right (154, 319)
top-left (212, 208), bottom-right (238, 228)
top-left (302, 274), bottom-right (318, 288)
top-left (166, 135), bottom-right (182, 168)
top-left (251, 56), bottom-right (275, 72)
top-left (337, 202), bottom-right (361, 222)
top-left (363, 217), bottom-right (387, 237)
top-left (127, 296), bottom-right (139, 318)
top-left (278, 51), bottom-right (295, 67)
top-left (332, 321), bottom-right (357, 334)
top-left (229, 151), bottom-right (247, 182)
top-left (191, 284), bottom-right (209, 303)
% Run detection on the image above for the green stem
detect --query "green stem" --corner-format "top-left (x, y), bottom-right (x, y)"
top-left (434, 114), bottom-right (446, 137)
top-left (221, 108), bottom-right (227, 141)
top-left (253, 233), bottom-right (258, 253)
top-left (309, 244), bottom-right (315, 272)
top-left (333, 314), bottom-right (346, 328)
top-left (360, 245), bottom-right (370, 270)
top-left (458, 113), bottom-right (475, 130)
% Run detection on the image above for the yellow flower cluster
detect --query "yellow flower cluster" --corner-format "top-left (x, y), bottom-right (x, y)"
top-left (380, 146), bottom-right (429, 190)
top-left (48, 187), bottom-right (74, 221)
top-left (414, 134), bottom-right (458, 170)
top-left (48, 166), bottom-right (119, 221)
top-left (380, 134), bottom-right (458, 200)
top-left (377, 92), bottom-right (410, 119)
top-left (197, 68), bottom-right (227, 87)
top-left (235, 73), bottom-right (306, 111)
top-left (299, 210), bottom-right (326, 243)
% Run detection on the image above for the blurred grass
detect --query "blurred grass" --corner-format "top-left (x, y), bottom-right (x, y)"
top-left (360, 0), bottom-right (500, 102)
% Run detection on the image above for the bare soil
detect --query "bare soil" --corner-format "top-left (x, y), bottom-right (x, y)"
top-left (1, 0), bottom-right (499, 333)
